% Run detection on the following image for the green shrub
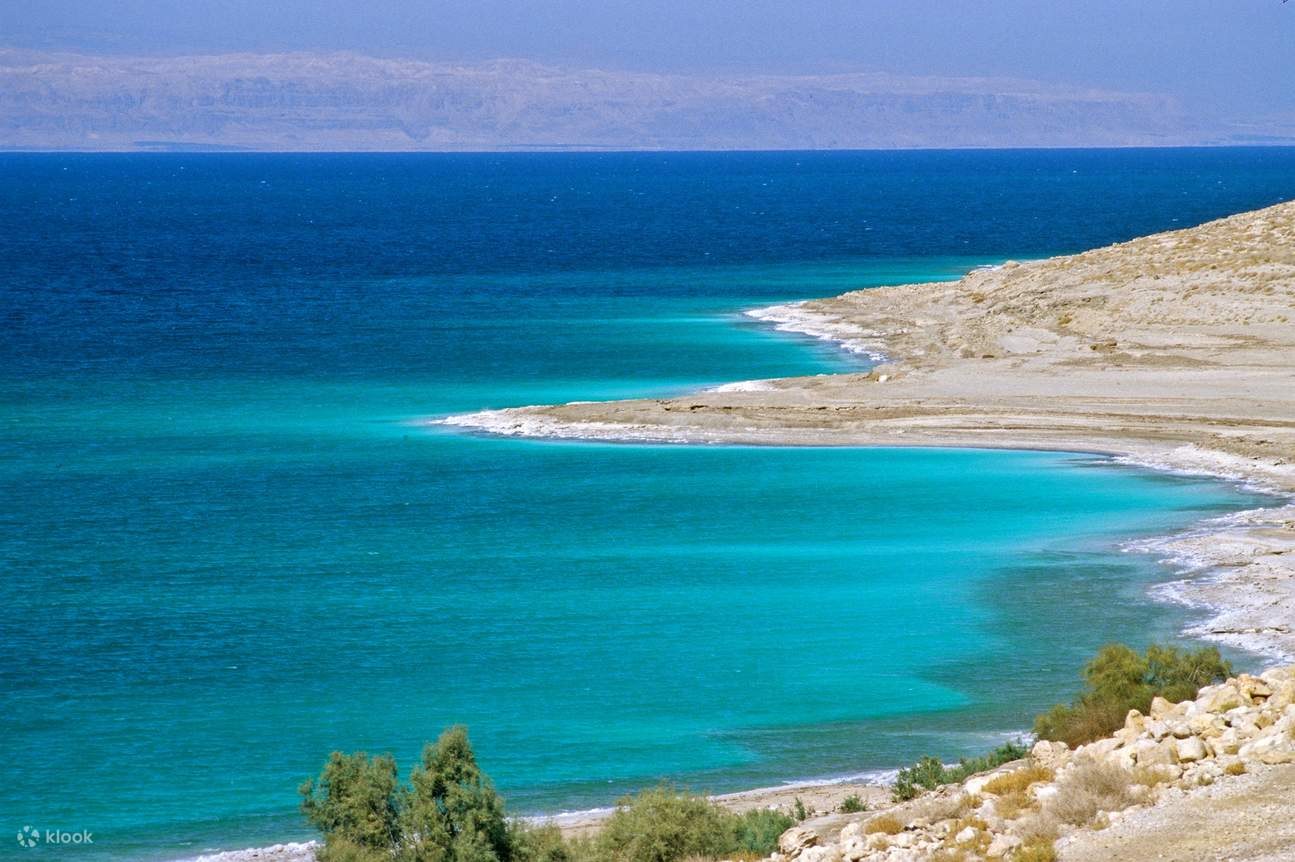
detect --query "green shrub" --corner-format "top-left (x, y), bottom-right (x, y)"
top-left (792, 797), bottom-right (807, 821)
top-left (1034, 644), bottom-right (1231, 747)
top-left (838, 795), bottom-right (866, 814)
top-left (731, 809), bottom-right (796, 856)
top-left (595, 786), bottom-right (736, 862)
top-left (314, 838), bottom-right (392, 862)
top-left (301, 726), bottom-right (518, 862)
top-left (510, 824), bottom-right (572, 862)
top-left (299, 751), bottom-right (401, 857)
top-left (402, 726), bottom-right (513, 862)
top-left (891, 742), bottom-right (1028, 801)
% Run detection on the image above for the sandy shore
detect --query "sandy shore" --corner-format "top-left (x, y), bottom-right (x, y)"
top-left (547, 780), bottom-right (896, 840)
top-left (439, 200), bottom-right (1295, 663)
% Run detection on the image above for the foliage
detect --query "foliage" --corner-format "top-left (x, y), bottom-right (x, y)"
top-left (982, 766), bottom-right (1052, 797)
top-left (838, 795), bottom-right (866, 814)
top-left (301, 726), bottom-right (518, 862)
top-left (595, 786), bottom-right (737, 862)
top-left (1011, 839), bottom-right (1058, 862)
top-left (402, 726), bottom-right (513, 862)
top-left (1033, 644), bottom-right (1231, 747)
top-left (891, 742), bottom-right (1028, 801)
top-left (1045, 757), bottom-right (1133, 827)
top-left (510, 825), bottom-right (572, 862)
top-left (731, 809), bottom-right (796, 856)
top-left (300, 751), bottom-right (401, 858)
top-left (862, 814), bottom-right (903, 835)
top-left (792, 797), bottom-right (808, 821)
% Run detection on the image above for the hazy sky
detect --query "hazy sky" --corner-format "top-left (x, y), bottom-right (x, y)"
top-left (5, 0), bottom-right (1293, 118)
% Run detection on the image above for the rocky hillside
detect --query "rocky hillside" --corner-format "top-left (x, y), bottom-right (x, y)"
top-left (772, 666), bottom-right (1295, 861)
top-left (2, 49), bottom-right (1277, 151)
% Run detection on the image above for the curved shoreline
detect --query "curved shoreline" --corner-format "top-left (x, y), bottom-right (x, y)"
top-left (435, 202), bottom-right (1295, 665)
top-left (201, 203), bottom-right (1295, 861)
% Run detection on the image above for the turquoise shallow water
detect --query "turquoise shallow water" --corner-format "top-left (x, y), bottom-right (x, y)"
top-left (1, 150), bottom-right (1292, 860)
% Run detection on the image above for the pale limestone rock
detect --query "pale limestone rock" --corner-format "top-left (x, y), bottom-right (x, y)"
top-left (1030, 739), bottom-right (1070, 769)
top-left (1227, 712), bottom-right (1260, 737)
top-left (1149, 696), bottom-right (1175, 719)
top-left (1207, 732), bottom-right (1242, 758)
top-left (954, 825), bottom-right (978, 844)
top-left (840, 843), bottom-right (866, 862)
top-left (1032, 783), bottom-right (1059, 803)
top-left (778, 826), bottom-right (819, 858)
top-left (1196, 683), bottom-right (1246, 713)
top-left (1082, 737), bottom-right (1120, 762)
top-left (799, 845), bottom-right (840, 862)
top-left (986, 833), bottom-right (1021, 858)
top-left (1110, 746), bottom-right (1137, 770)
top-left (1188, 713), bottom-right (1223, 738)
top-left (1236, 673), bottom-right (1273, 701)
top-left (1176, 736), bottom-right (1207, 763)
top-left (1132, 738), bottom-right (1177, 766)
top-left (838, 822), bottom-right (862, 843)
top-left (865, 832), bottom-right (891, 850)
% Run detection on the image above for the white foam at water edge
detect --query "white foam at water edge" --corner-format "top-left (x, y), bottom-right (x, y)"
top-left (174, 841), bottom-right (318, 862)
top-left (1113, 447), bottom-right (1295, 665)
top-left (432, 408), bottom-right (701, 443)
top-left (708, 378), bottom-right (777, 392)
top-left (1113, 443), bottom-right (1295, 496)
top-left (743, 302), bottom-right (888, 361)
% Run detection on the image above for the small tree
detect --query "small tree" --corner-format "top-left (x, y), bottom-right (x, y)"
top-left (1034, 643), bottom-right (1231, 747)
top-left (596, 786), bottom-right (735, 862)
top-left (402, 726), bottom-right (512, 862)
top-left (300, 751), bottom-right (401, 860)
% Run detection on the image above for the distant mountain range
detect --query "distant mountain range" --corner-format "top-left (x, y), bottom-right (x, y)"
top-left (3, 50), bottom-right (1292, 151)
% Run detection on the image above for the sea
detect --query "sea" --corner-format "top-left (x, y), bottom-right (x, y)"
top-left (2, 148), bottom-right (1294, 861)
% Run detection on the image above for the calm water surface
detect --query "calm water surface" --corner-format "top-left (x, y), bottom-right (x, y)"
top-left (1, 149), bottom-right (1292, 860)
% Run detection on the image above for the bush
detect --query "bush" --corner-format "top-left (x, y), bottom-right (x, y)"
top-left (1034, 644), bottom-right (1231, 747)
top-left (1012, 838), bottom-right (1058, 862)
top-left (403, 726), bottom-right (512, 862)
top-left (983, 766), bottom-right (1053, 797)
top-left (301, 726), bottom-right (517, 862)
top-left (303, 734), bottom-right (794, 862)
top-left (838, 795), bottom-right (866, 814)
top-left (862, 814), bottom-right (903, 835)
top-left (595, 786), bottom-right (737, 862)
top-left (731, 809), bottom-right (796, 856)
top-left (511, 825), bottom-right (572, 862)
top-left (1045, 758), bottom-right (1134, 827)
top-left (300, 751), bottom-right (401, 858)
top-left (892, 742), bottom-right (1028, 801)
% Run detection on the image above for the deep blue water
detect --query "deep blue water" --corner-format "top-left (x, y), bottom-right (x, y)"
top-left (1, 149), bottom-right (1293, 861)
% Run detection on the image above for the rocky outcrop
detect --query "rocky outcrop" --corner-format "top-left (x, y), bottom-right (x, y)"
top-left (767, 666), bottom-right (1295, 861)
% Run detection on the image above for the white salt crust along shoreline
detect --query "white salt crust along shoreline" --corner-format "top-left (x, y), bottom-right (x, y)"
top-left (434, 294), bottom-right (1295, 667)
top-left (194, 203), bottom-right (1295, 860)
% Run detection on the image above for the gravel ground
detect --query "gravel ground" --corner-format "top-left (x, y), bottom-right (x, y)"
top-left (1060, 763), bottom-right (1295, 862)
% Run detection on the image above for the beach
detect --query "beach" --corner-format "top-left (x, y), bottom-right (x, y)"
top-left (441, 200), bottom-right (1295, 664)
